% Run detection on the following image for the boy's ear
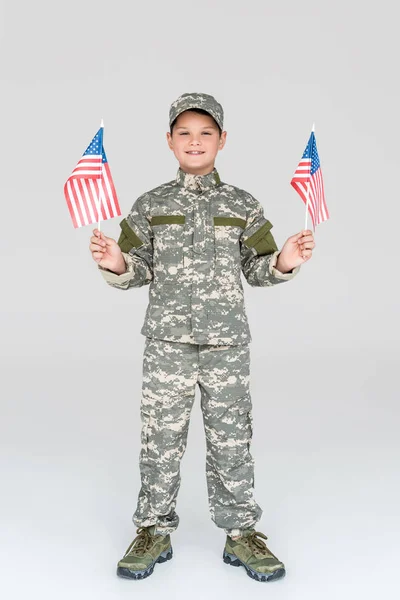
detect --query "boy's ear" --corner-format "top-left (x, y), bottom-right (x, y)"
top-left (219, 131), bottom-right (227, 149)
top-left (166, 132), bottom-right (173, 149)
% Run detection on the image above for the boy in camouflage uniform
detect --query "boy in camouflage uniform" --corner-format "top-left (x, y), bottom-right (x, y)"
top-left (89, 92), bottom-right (315, 582)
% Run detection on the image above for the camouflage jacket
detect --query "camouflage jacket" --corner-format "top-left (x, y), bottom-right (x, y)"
top-left (98, 167), bottom-right (300, 345)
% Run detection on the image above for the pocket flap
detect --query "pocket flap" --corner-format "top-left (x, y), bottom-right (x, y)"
top-left (214, 216), bottom-right (246, 229)
top-left (151, 215), bottom-right (186, 225)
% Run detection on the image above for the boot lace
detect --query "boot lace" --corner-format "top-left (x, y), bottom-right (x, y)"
top-left (123, 527), bottom-right (155, 557)
top-left (246, 531), bottom-right (279, 559)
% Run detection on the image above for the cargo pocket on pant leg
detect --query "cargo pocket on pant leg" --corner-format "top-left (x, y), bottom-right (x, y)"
top-left (246, 408), bottom-right (253, 452)
top-left (234, 398), bottom-right (256, 487)
top-left (140, 413), bottom-right (150, 449)
top-left (139, 409), bottom-right (152, 487)
top-left (246, 408), bottom-right (255, 488)
top-left (237, 404), bottom-right (253, 453)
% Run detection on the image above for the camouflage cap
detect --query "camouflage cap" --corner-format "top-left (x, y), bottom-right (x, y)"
top-left (169, 92), bottom-right (224, 130)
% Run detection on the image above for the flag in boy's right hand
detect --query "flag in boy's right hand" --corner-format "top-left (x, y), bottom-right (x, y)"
top-left (64, 125), bottom-right (121, 229)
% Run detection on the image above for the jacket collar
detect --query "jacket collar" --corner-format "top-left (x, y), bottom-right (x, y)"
top-left (176, 166), bottom-right (221, 192)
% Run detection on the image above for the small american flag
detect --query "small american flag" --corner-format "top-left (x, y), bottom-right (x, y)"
top-left (290, 130), bottom-right (329, 229)
top-left (64, 126), bottom-right (121, 229)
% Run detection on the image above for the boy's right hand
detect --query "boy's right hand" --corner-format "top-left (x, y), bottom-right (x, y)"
top-left (90, 229), bottom-right (126, 275)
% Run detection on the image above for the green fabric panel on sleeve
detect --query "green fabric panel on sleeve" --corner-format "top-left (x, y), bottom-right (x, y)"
top-left (253, 232), bottom-right (278, 255)
top-left (151, 215), bottom-right (186, 225)
top-left (243, 220), bottom-right (278, 256)
top-left (214, 217), bottom-right (247, 229)
top-left (117, 218), bottom-right (144, 252)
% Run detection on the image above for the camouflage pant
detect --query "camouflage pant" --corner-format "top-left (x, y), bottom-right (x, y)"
top-left (132, 337), bottom-right (263, 537)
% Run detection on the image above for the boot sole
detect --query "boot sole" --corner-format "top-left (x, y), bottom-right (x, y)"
top-left (223, 549), bottom-right (286, 582)
top-left (117, 547), bottom-right (173, 580)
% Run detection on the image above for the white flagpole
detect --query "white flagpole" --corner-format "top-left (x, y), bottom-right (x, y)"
top-left (304, 123), bottom-right (315, 231)
top-left (304, 181), bottom-right (310, 231)
top-left (97, 119), bottom-right (104, 232)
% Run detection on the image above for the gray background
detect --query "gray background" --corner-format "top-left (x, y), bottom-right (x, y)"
top-left (1, 0), bottom-right (399, 598)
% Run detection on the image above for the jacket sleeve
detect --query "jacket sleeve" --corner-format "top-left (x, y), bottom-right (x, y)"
top-left (97, 193), bottom-right (153, 290)
top-left (240, 194), bottom-right (300, 287)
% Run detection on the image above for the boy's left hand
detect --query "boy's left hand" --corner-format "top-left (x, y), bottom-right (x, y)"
top-left (276, 230), bottom-right (316, 273)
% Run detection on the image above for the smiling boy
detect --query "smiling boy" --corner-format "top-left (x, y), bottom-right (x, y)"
top-left (90, 92), bottom-right (315, 582)
top-left (167, 106), bottom-right (225, 175)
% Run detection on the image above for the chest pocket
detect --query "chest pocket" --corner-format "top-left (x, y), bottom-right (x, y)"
top-left (213, 216), bottom-right (246, 282)
top-left (151, 214), bottom-right (186, 284)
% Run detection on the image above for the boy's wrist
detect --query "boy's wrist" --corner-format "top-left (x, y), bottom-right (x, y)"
top-left (112, 266), bottom-right (127, 275)
top-left (112, 262), bottom-right (127, 275)
top-left (106, 255), bottom-right (127, 275)
top-left (275, 254), bottom-right (292, 274)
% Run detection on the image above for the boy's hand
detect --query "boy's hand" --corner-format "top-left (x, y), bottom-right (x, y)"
top-left (276, 230), bottom-right (316, 273)
top-left (89, 229), bottom-right (126, 275)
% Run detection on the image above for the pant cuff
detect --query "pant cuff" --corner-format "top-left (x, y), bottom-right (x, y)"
top-left (224, 525), bottom-right (257, 537)
top-left (225, 528), bottom-right (244, 538)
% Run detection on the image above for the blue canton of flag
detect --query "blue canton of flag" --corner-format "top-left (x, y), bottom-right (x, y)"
top-left (302, 132), bottom-right (320, 173)
top-left (83, 129), bottom-right (108, 163)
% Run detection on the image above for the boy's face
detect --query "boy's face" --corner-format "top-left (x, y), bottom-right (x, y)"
top-left (166, 111), bottom-right (226, 175)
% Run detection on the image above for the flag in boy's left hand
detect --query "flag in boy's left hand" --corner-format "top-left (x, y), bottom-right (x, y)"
top-left (64, 125), bottom-right (121, 229)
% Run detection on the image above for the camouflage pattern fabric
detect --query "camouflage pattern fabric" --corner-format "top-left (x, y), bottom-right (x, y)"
top-left (131, 337), bottom-right (262, 537)
top-left (168, 92), bottom-right (224, 130)
top-left (98, 167), bottom-right (300, 345)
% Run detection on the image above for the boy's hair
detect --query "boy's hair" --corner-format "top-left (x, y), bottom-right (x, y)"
top-left (170, 108), bottom-right (222, 136)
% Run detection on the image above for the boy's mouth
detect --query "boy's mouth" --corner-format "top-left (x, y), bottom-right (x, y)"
top-left (186, 151), bottom-right (205, 155)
